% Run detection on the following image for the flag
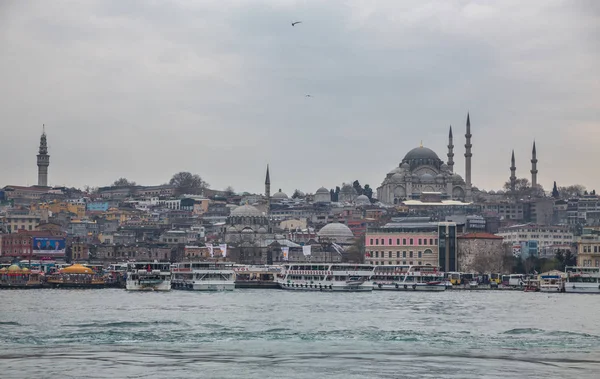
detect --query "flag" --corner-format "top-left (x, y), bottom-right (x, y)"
top-left (207, 245), bottom-right (214, 257)
top-left (281, 247), bottom-right (289, 261)
top-left (219, 244), bottom-right (227, 258)
top-left (302, 245), bottom-right (312, 256)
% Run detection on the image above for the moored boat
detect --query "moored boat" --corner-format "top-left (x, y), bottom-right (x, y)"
top-left (372, 265), bottom-right (446, 291)
top-left (564, 266), bottom-right (600, 294)
top-left (276, 263), bottom-right (374, 292)
top-left (172, 261), bottom-right (235, 291)
top-left (47, 264), bottom-right (105, 288)
top-left (539, 272), bottom-right (565, 293)
top-left (125, 262), bottom-right (171, 291)
top-left (0, 264), bottom-right (46, 289)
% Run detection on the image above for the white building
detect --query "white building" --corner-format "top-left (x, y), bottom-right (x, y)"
top-left (496, 224), bottom-right (573, 257)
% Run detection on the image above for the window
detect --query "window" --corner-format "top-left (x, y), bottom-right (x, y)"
top-left (370, 239), bottom-right (373, 245)
top-left (389, 239), bottom-right (392, 245)
top-left (403, 238), bottom-right (407, 245)
top-left (409, 251), bottom-right (413, 258)
top-left (396, 251), bottom-right (399, 258)
top-left (424, 239), bottom-right (427, 245)
top-left (418, 238), bottom-right (422, 245)
top-left (418, 261), bottom-right (422, 265)
top-left (409, 238), bottom-right (414, 245)
top-left (403, 251), bottom-right (406, 258)
top-left (430, 238), bottom-right (434, 245)
top-left (375, 251), bottom-right (379, 258)
top-left (388, 251), bottom-right (392, 258)
top-left (409, 261), bottom-right (413, 265)
top-left (375, 239), bottom-right (379, 245)
top-left (418, 251), bottom-right (422, 258)
top-left (403, 261), bottom-right (407, 265)
top-left (396, 239), bottom-right (400, 245)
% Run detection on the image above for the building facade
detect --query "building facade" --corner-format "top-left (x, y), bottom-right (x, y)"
top-left (365, 227), bottom-right (439, 266)
top-left (457, 232), bottom-right (505, 273)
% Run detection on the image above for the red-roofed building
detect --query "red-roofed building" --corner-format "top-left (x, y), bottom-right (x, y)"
top-left (457, 232), bottom-right (507, 273)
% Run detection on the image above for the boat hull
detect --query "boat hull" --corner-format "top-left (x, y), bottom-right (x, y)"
top-left (564, 283), bottom-right (600, 294)
top-left (277, 280), bottom-right (372, 292)
top-left (373, 283), bottom-right (446, 291)
top-left (540, 285), bottom-right (562, 293)
top-left (172, 281), bottom-right (235, 291)
top-left (126, 279), bottom-right (171, 291)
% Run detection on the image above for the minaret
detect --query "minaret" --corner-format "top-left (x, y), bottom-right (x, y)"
top-left (530, 141), bottom-right (538, 188)
top-left (464, 113), bottom-right (472, 200)
top-left (447, 125), bottom-right (454, 173)
top-left (265, 164), bottom-right (271, 213)
top-left (510, 150), bottom-right (517, 192)
top-left (37, 125), bottom-right (50, 187)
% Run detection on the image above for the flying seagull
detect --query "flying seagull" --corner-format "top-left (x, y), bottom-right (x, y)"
top-left (291, 21), bottom-right (302, 26)
top-left (305, 94), bottom-right (313, 98)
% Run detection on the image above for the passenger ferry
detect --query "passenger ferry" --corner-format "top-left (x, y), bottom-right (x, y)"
top-left (125, 262), bottom-right (171, 291)
top-left (564, 266), bottom-right (600, 294)
top-left (276, 263), bottom-right (374, 292)
top-left (372, 265), bottom-right (446, 291)
top-left (171, 261), bottom-right (235, 291)
top-left (539, 273), bottom-right (564, 293)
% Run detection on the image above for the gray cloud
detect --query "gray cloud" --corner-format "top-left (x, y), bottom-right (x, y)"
top-left (0, 0), bottom-right (598, 194)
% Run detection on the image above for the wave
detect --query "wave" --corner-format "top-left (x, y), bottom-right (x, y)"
top-left (503, 328), bottom-right (545, 335)
top-left (503, 328), bottom-right (599, 339)
top-left (62, 321), bottom-right (184, 328)
top-left (0, 321), bottom-right (21, 326)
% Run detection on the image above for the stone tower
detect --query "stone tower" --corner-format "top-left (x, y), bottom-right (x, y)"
top-left (464, 113), bottom-right (472, 201)
top-left (37, 125), bottom-right (50, 187)
top-left (447, 125), bottom-right (454, 173)
top-left (510, 150), bottom-right (517, 192)
top-left (530, 141), bottom-right (538, 188)
top-left (265, 164), bottom-right (271, 213)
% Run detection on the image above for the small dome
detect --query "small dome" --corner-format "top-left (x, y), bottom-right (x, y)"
top-left (316, 187), bottom-right (329, 194)
top-left (318, 223), bottom-right (355, 244)
top-left (61, 264), bottom-right (94, 275)
top-left (241, 227), bottom-right (255, 234)
top-left (0, 267), bottom-right (6, 273)
top-left (230, 204), bottom-right (263, 217)
top-left (355, 195), bottom-right (370, 205)
top-left (489, 190), bottom-right (496, 195)
top-left (391, 173), bottom-right (404, 182)
top-left (400, 162), bottom-right (410, 169)
top-left (403, 146), bottom-right (440, 161)
top-left (227, 225), bottom-right (238, 232)
top-left (272, 189), bottom-right (288, 199)
top-left (421, 173), bottom-right (434, 182)
top-left (440, 163), bottom-right (449, 171)
top-left (257, 226), bottom-right (268, 233)
top-left (21, 267), bottom-right (30, 272)
top-left (436, 173), bottom-right (444, 178)
top-left (452, 173), bottom-right (464, 182)
top-left (7, 264), bottom-right (21, 272)
top-left (388, 167), bottom-right (403, 175)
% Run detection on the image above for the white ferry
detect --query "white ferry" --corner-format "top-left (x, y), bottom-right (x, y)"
top-left (276, 263), bottom-right (374, 292)
top-left (171, 261), bottom-right (236, 291)
top-left (564, 266), bottom-right (600, 294)
top-left (125, 262), bottom-right (171, 291)
top-left (372, 265), bottom-right (446, 291)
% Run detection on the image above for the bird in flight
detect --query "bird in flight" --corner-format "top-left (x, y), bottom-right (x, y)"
top-left (305, 94), bottom-right (313, 98)
top-left (291, 21), bottom-right (302, 26)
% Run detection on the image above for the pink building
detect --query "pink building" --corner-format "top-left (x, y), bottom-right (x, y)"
top-left (365, 230), bottom-right (439, 266)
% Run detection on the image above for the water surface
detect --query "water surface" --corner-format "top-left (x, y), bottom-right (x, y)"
top-left (1, 289), bottom-right (599, 378)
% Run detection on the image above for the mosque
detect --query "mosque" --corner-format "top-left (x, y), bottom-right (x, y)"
top-left (377, 114), bottom-right (473, 204)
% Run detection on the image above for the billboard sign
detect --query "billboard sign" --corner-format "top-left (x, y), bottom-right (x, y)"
top-left (32, 237), bottom-right (66, 255)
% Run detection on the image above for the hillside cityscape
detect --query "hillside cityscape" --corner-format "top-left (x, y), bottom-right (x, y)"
top-left (1, 114), bottom-right (597, 275)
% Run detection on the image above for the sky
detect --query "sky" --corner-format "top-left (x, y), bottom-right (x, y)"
top-left (1, 0), bottom-right (598, 195)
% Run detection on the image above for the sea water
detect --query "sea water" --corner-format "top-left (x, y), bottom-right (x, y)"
top-left (1, 289), bottom-right (599, 378)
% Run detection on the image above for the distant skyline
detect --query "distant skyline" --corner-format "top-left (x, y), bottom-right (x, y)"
top-left (1, 1), bottom-right (598, 195)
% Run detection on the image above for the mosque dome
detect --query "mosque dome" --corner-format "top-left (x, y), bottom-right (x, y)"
top-left (420, 173), bottom-right (434, 182)
top-left (257, 226), bottom-right (268, 234)
top-left (388, 167), bottom-right (403, 175)
top-left (227, 225), bottom-right (238, 232)
top-left (404, 146), bottom-right (440, 161)
top-left (440, 163), bottom-right (449, 171)
top-left (317, 222), bottom-right (355, 244)
top-left (400, 162), bottom-right (410, 169)
top-left (391, 173), bottom-right (404, 182)
top-left (230, 204), bottom-right (263, 217)
top-left (316, 187), bottom-right (329, 194)
top-left (272, 189), bottom-right (288, 199)
top-left (355, 195), bottom-right (370, 205)
top-left (452, 173), bottom-right (464, 182)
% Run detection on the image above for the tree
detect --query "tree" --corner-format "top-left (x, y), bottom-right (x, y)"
top-left (113, 178), bottom-right (136, 187)
top-left (552, 181), bottom-right (560, 199)
top-left (363, 184), bottom-right (373, 201)
top-left (352, 180), bottom-right (363, 196)
top-left (332, 186), bottom-right (340, 202)
top-left (292, 189), bottom-right (302, 199)
top-left (503, 178), bottom-right (535, 199)
top-left (83, 185), bottom-right (98, 194)
top-left (558, 184), bottom-right (586, 199)
top-left (330, 189), bottom-right (335, 202)
top-left (169, 172), bottom-right (209, 195)
top-left (224, 186), bottom-right (235, 196)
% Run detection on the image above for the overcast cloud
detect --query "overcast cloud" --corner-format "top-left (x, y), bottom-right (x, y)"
top-left (1, 0), bottom-right (598, 195)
